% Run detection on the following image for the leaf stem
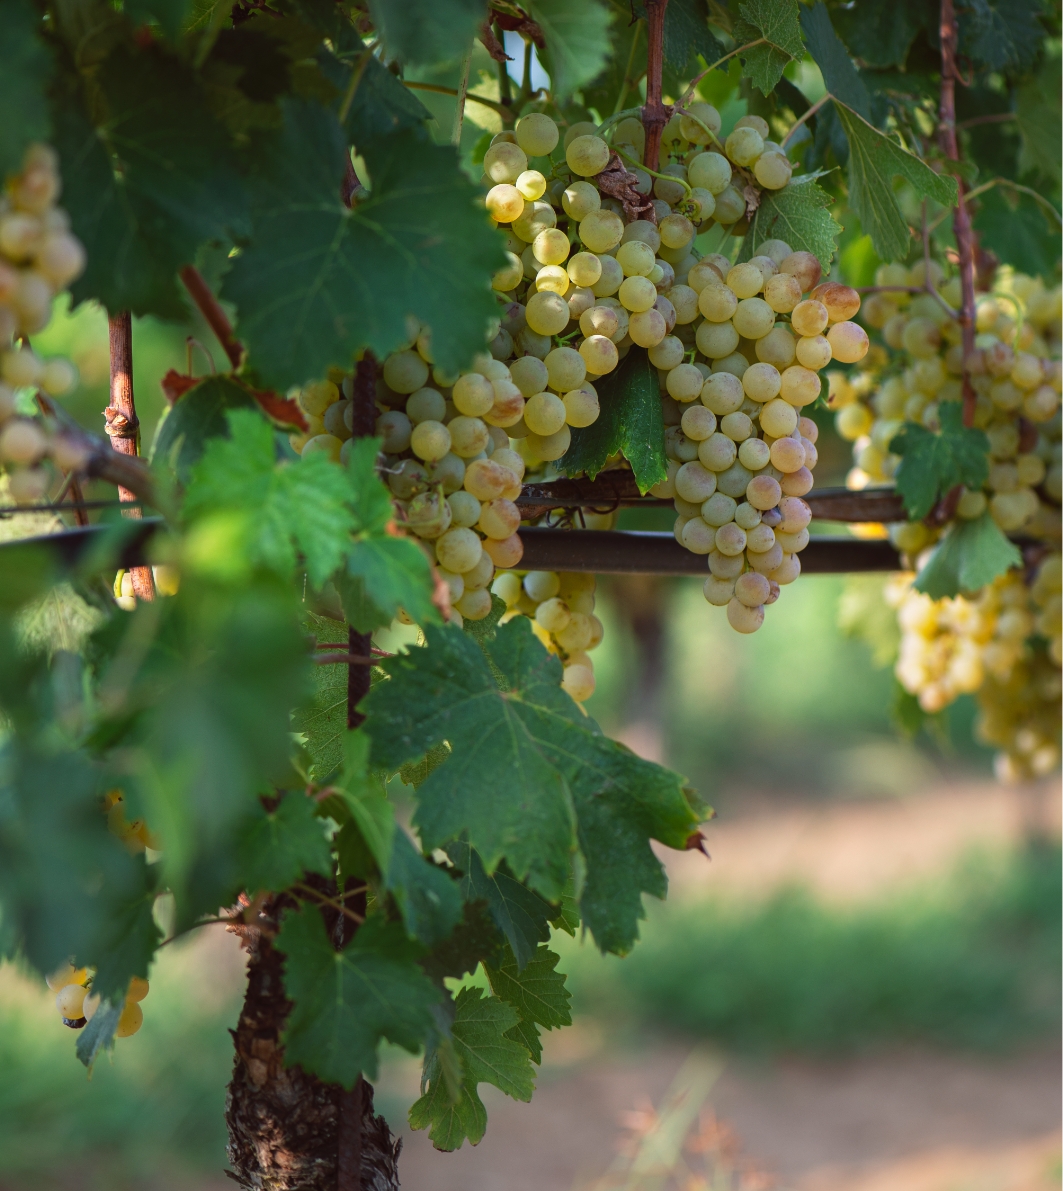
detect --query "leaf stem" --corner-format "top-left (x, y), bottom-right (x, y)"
top-left (612, 19), bottom-right (644, 115)
top-left (179, 266), bottom-right (243, 370)
top-left (402, 81), bottom-right (512, 118)
top-left (781, 93), bottom-right (830, 149)
top-left (338, 46), bottom-right (374, 126)
top-left (615, 145), bottom-right (691, 195)
top-left (675, 38), bottom-right (768, 109)
top-left (294, 882), bottom-right (365, 924)
top-left (452, 46), bottom-right (473, 146)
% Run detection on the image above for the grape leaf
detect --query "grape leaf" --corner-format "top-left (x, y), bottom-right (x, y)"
top-left (1015, 61), bottom-right (1062, 187)
top-left (661, 0), bottom-right (724, 73)
top-left (277, 908), bottom-right (441, 1087)
top-left (367, 618), bottom-right (702, 953)
top-left (420, 900), bottom-right (507, 982)
top-left (560, 347), bottom-right (667, 492)
top-left (184, 409), bottom-right (355, 587)
top-left (832, 0), bottom-right (928, 69)
top-left (485, 944), bottom-right (571, 1063)
top-left (320, 50), bottom-right (432, 149)
top-left (387, 830), bottom-right (464, 946)
top-left (345, 537), bottom-right (438, 629)
top-left (409, 986), bottom-right (535, 1151)
top-left (801, 3), bottom-right (869, 119)
top-left (292, 643), bottom-right (350, 779)
top-left (913, 513), bottom-right (1023, 600)
top-left (580, 9), bottom-right (646, 122)
top-left (461, 593), bottom-right (507, 643)
top-left (237, 792), bottom-right (333, 894)
top-left (972, 187), bottom-right (1062, 282)
top-left (76, 1000), bottom-right (123, 1071)
top-left (733, 0), bottom-right (804, 96)
top-left (739, 178), bottom-right (838, 272)
top-left (54, 45), bottom-right (247, 318)
top-left (150, 376), bottom-right (258, 482)
top-left (446, 841), bottom-right (554, 970)
top-left (959, 0), bottom-right (1044, 75)
top-left (89, 889), bottom-right (163, 1002)
top-left (366, 0), bottom-right (487, 66)
top-left (832, 100), bottom-right (959, 262)
top-left (0, 0), bottom-right (52, 177)
top-left (525, 0), bottom-right (615, 101)
top-left (123, 0), bottom-right (192, 38)
top-left (223, 99), bottom-right (505, 390)
top-left (889, 403), bottom-right (990, 520)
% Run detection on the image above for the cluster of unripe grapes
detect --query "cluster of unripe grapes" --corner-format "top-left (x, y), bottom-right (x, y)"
top-left (491, 569), bottom-right (603, 702)
top-left (0, 144), bottom-right (84, 504)
top-left (835, 267), bottom-right (1062, 558)
top-left (46, 962), bottom-right (149, 1038)
top-left (887, 551), bottom-right (1061, 781)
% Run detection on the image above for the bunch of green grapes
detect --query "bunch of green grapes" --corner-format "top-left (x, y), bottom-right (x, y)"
top-left (490, 569), bottom-right (603, 702)
top-left (0, 144), bottom-right (85, 504)
top-left (47, 961), bottom-right (149, 1038)
top-left (835, 267), bottom-right (1062, 560)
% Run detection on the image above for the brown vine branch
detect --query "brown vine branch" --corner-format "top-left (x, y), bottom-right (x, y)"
top-left (107, 312), bottom-right (155, 602)
top-left (939, 0), bottom-right (977, 428)
top-left (178, 266), bottom-right (243, 370)
top-left (641, 0), bottom-right (670, 172)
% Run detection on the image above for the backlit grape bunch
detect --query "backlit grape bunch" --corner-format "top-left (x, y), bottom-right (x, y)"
top-left (0, 143), bottom-right (85, 504)
top-left (836, 267), bottom-right (1062, 559)
top-left (491, 569), bottom-right (603, 702)
top-left (46, 961), bottom-right (149, 1038)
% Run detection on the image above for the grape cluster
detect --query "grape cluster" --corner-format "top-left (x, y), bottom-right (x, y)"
top-left (0, 144), bottom-right (85, 504)
top-left (46, 962), bottom-right (149, 1038)
top-left (836, 266), bottom-right (1062, 559)
top-left (491, 569), bottom-right (603, 701)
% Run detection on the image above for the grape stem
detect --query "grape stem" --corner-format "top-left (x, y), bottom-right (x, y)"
top-left (640, 0), bottom-right (670, 172)
top-left (402, 81), bottom-right (515, 119)
top-left (615, 145), bottom-right (692, 196)
top-left (938, 0), bottom-right (978, 427)
top-left (675, 39), bottom-right (768, 110)
top-left (780, 94), bottom-right (831, 150)
top-left (178, 266), bottom-right (243, 370)
top-left (294, 882), bottom-right (365, 924)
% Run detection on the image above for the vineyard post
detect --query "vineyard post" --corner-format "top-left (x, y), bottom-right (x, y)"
top-left (938, 0), bottom-right (978, 428)
top-left (106, 312), bottom-right (155, 600)
top-left (641, 0), bottom-right (670, 172)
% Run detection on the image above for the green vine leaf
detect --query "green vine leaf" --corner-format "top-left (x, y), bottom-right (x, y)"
top-left (560, 347), bottom-right (667, 492)
top-left (913, 514), bottom-right (1023, 600)
top-left (972, 186), bottom-right (1062, 282)
top-left (236, 792), bottom-right (333, 894)
top-left (485, 944), bottom-right (572, 1063)
top-left (278, 909), bottom-right (441, 1088)
top-left (661, 0), bottom-right (724, 73)
top-left (801, 2), bottom-right (870, 118)
top-left (365, 0), bottom-right (487, 66)
top-left (525, 0), bottom-right (615, 101)
top-left (222, 98), bottom-right (506, 390)
top-left (832, 100), bottom-right (958, 261)
top-left (733, 0), bottom-right (804, 96)
top-left (889, 403), bottom-right (989, 521)
top-left (0, 0), bottom-right (52, 177)
top-left (740, 177), bottom-right (839, 272)
top-left (150, 376), bottom-right (258, 481)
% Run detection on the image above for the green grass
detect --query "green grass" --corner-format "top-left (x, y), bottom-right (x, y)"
top-left (560, 841), bottom-right (1061, 1055)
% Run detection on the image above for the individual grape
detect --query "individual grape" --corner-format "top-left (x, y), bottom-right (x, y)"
top-left (780, 466), bottom-right (813, 497)
top-left (708, 549), bottom-right (744, 579)
top-left (712, 353), bottom-right (750, 380)
top-left (700, 492), bottom-right (735, 527)
top-left (698, 432), bottom-right (737, 472)
top-left (463, 458), bottom-right (514, 501)
top-left (734, 571), bottom-right (771, 608)
top-left (428, 453), bottom-right (465, 494)
top-left (687, 151), bottom-right (732, 194)
top-left (754, 152), bottom-right (792, 190)
top-left (388, 458), bottom-right (429, 499)
top-left (779, 365), bottom-right (822, 407)
top-left (524, 391), bottom-right (567, 436)
top-left (453, 373), bottom-right (495, 416)
top-left (406, 387), bottom-right (446, 424)
top-left (579, 335), bottom-right (619, 376)
top-left (732, 298), bottom-right (775, 340)
top-left (56, 983), bottom-right (88, 1019)
top-left (835, 402), bottom-right (873, 440)
top-left (745, 523), bottom-right (777, 553)
top-left (566, 135), bottom-right (610, 177)
top-left (811, 282), bottom-right (861, 323)
top-left (666, 363), bottom-right (705, 403)
top-left (535, 264), bottom-right (569, 296)
top-left (447, 416), bottom-right (490, 458)
top-left (447, 490), bottom-right (482, 528)
top-left (679, 102), bottom-right (721, 143)
top-left (696, 320), bottom-right (739, 359)
top-left (513, 199), bottom-right (557, 242)
top-left (725, 126), bottom-right (764, 166)
top-left (568, 252), bottom-right (602, 288)
top-left (563, 385), bottom-right (600, 427)
top-left (115, 999), bottom-right (144, 1038)
top-left (618, 276), bottom-right (657, 313)
top-left (435, 527), bottom-right (483, 574)
top-left (628, 308), bottom-right (667, 348)
top-left (659, 214), bottom-right (695, 250)
top-left (681, 517), bottom-right (717, 553)
top-left (668, 285), bottom-right (700, 325)
top-left (616, 240), bottom-right (656, 278)
top-left (725, 264), bottom-right (762, 300)
top-left (409, 420), bottom-right (451, 462)
top-left (697, 284), bottom-right (740, 328)
top-left (791, 299), bottom-right (828, 337)
top-left (794, 335), bottom-right (832, 371)
top-left (738, 438), bottom-right (770, 469)
top-left (35, 232), bottom-right (86, 287)
top-left (720, 411), bottom-right (753, 441)
top-left (680, 405), bottom-right (717, 441)
top-left (484, 141), bottom-right (528, 184)
top-left (740, 362), bottom-right (781, 403)
top-left (562, 663), bottom-right (595, 702)
top-left (715, 522), bottom-right (747, 556)
top-left (525, 424), bottom-right (571, 460)
top-left (383, 351), bottom-right (429, 394)
top-left (727, 598), bottom-right (765, 633)
top-left (675, 460), bottom-right (718, 503)
top-left (536, 596), bottom-right (572, 634)
top-left (759, 398), bottom-right (798, 437)
top-left (486, 184), bottom-right (525, 223)
top-left (580, 306), bottom-right (620, 340)
top-left (713, 186), bottom-right (746, 225)
top-left (0, 418), bottom-right (47, 464)
top-left (704, 575), bottom-right (736, 606)
top-left (492, 251), bottom-right (524, 292)
top-left (526, 290), bottom-right (570, 336)
top-left (533, 228), bottom-right (570, 267)
top-left (515, 112), bottom-right (559, 157)
top-left (826, 321), bottom-right (869, 363)
top-left (516, 170), bottom-right (547, 201)
top-left (770, 437), bottom-right (807, 472)
top-left (591, 253), bottom-right (624, 297)
top-left (562, 181), bottom-right (601, 220)
top-left (754, 326), bottom-right (796, 370)
top-left (579, 210), bottom-right (624, 253)
top-left (406, 490), bottom-right (452, 538)
top-left (300, 433), bottom-right (343, 462)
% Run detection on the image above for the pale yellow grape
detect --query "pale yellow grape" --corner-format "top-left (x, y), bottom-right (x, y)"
top-left (780, 466), bottom-right (813, 497)
top-left (556, 612), bottom-right (594, 652)
top-left (545, 346), bottom-right (586, 392)
top-left (492, 251), bottom-right (524, 292)
top-left (567, 286), bottom-right (596, 319)
top-left (764, 273), bottom-right (801, 313)
top-left (448, 490), bottom-right (482, 528)
top-left (746, 523), bottom-right (777, 553)
top-left (780, 251), bottom-right (822, 293)
top-left (436, 527), bottom-right (483, 573)
top-left (719, 411), bottom-right (753, 442)
top-left (734, 502), bottom-right (762, 531)
top-left (484, 386), bottom-right (525, 430)
top-left (700, 492), bottom-right (735, 526)
top-left (406, 387), bottom-right (446, 424)
top-left (56, 983), bottom-right (88, 1019)
top-left (725, 126), bottom-right (764, 166)
top-left (748, 255), bottom-right (779, 285)
top-left (738, 440), bottom-right (771, 471)
top-left (768, 553), bottom-right (800, 584)
top-left (536, 264), bottom-right (570, 295)
top-left (696, 320), bottom-right (739, 359)
top-left (591, 254), bottom-right (624, 296)
top-left (669, 285), bottom-right (699, 325)
top-left (562, 181), bottom-right (601, 220)
top-left (709, 548), bottom-right (745, 578)
top-left (679, 101), bottom-right (722, 142)
top-left (755, 326), bottom-right (796, 370)
top-left (580, 305), bottom-right (619, 339)
top-left (687, 151), bottom-right (732, 194)
top-left (687, 186), bottom-right (716, 222)
top-left (526, 424), bottom-right (571, 460)
top-left (35, 232), bottom-right (85, 287)
top-left (410, 419), bottom-right (451, 462)
top-left (659, 214), bottom-right (695, 250)
top-left (791, 299), bottom-right (828, 337)
top-left (777, 496), bottom-right (811, 533)
top-left (523, 571), bottom-right (559, 602)
top-left (743, 474), bottom-right (781, 516)
top-left (526, 290), bottom-right (570, 336)
top-left (734, 114), bottom-right (769, 136)
top-left (616, 240), bottom-right (656, 277)
top-left (516, 112), bottom-right (559, 156)
top-left (116, 1000), bottom-right (144, 1038)
top-left (734, 571), bottom-right (770, 608)
top-left (447, 415), bottom-right (490, 458)
top-left (759, 398), bottom-right (798, 438)
top-left (483, 532), bottom-right (524, 569)
top-left (492, 572), bottom-right (523, 607)
top-left (680, 405), bottom-right (717, 440)
top-left (672, 461), bottom-right (716, 505)
top-left (715, 522), bottom-right (747, 556)
top-left (38, 357), bottom-right (76, 396)
top-left (534, 228), bottom-right (570, 266)
top-left (727, 597), bottom-right (764, 633)
top-left (757, 240), bottom-right (793, 267)
top-left (698, 431), bottom-right (737, 472)
top-left (741, 362), bottom-right (782, 402)
top-left (491, 448), bottom-right (525, 482)
top-left (811, 282), bottom-right (861, 323)
top-left (562, 663), bottom-right (595, 702)
top-left (629, 308), bottom-right (667, 347)
top-left (568, 251), bottom-right (602, 287)
top-left (770, 437), bottom-right (806, 472)
top-left (775, 526), bottom-right (810, 552)
top-left (428, 452), bottom-right (466, 494)
top-left (795, 335), bottom-right (832, 370)
top-left (727, 264), bottom-right (764, 299)
top-left (779, 365), bottom-right (821, 407)
top-left (463, 458), bottom-right (512, 500)
top-left (704, 575), bottom-right (736, 605)
top-left (453, 372), bottom-right (495, 416)
top-left (478, 498), bottom-right (520, 540)
top-left (679, 517), bottom-right (714, 553)
top-left (701, 372), bottom-right (744, 415)
top-left (797, 416), bottom-right (818, 444)
top-left (649, 335), bottom-right (685, 369)
top-left (566, 134), bottom-right (610, 176)
top-left (323, 400), bottom-right (352, 440)
top-left (754, 152), bottom-right (793, 190)
top-left (406, 490), bottom-right (452, 538)
top-left (383, 350), bottom-right (429, 394)
top-left (516, 170), bottom-right (547, 201)
top-left (826, 321), bottom-right (869, 363)
top-left (579, 335), bottom-right (618, 375)
top-left (524, 391), bottom-right (567, 436)
top-left (513, 199), bottom-right (556, 242)
top-left (301, 433), bottom-right (343, 462)
top-left (509, 356), bottom-right (548, 398)
top-left (698, 284), bottom-right (738, 322)
top-left (712, 353), bottom-right (750, 380)
top-left (653, 168), bottom-right (687, 206)
top-left (662, 363), bottom-right (701, 403)
top-left (579, 210), bottom-right (624, 253)
top-left (484, 141), bottom-right (528, 184)
top-left (617, 275), bottom-right (656, 313)
top-left (674, 496), bottom-right (702, 518)
top-left (299, 379), bottom-right (340, 416)
top-left (536, 596), bottom-right (572, 633)
top-left (733, 297), bottom-right (775, 339)
top-left (563, 385), bottom-right (600, 427)
top-left (1024, 385), bottom-right (1059, 421)
top-left (486, 184), bottom-right (525, 223)
top-left (621, 219), bottom-right (662, 252)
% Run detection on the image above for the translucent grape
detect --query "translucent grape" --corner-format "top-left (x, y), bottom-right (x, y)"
top-left (410, 419), bottom-right (451, 462)
top-left (566, 135), bottom-right (610, 177)
top-left (533, 228), bottom-right (571, 266)
top-left (453, 372), bottom-right (496, 416)
top-left (756, 326), bottom-right (797, 369)
top-left (484, 141), bottom-right (528, 184)
top-left (727, 598), bottom-right (764, 633)
top-left (580, 305), bottom-right (620, 340)
top-left (727, 264), bottom-right (764, 300)
top-left (516, 170), bottom-right (547, 201)
top-left (701, 372), bottom-right (744, 415)
top-left (515, 113), bottom-right (559, 157)
top-left (764, 273), bottom-right (802, 313)
top-left (725, 127), bottom-right (764, 166)
top-left (795, 335), bottom-right (832, 370)
top-left (579, 210), bottom-right (624, 253)
top-left (720, 411), bottom-right (753, 441)
top-left (713, 186), bottom-right (746, 224)
top-left (754, 152), bottom-right (792, 190)
top-left (618, 276), bottom-right (657, 312)
top-left (791, 299), bottom-right (829, 337)
top-left (779, 251), bottom-right (822, 293)
top-left (513, 199), bottom-right (557, 242)
top-left (579, 335), bottom-right (619, 375)
top-left (563, 385), bottom-right (600, 427)
top-left (536, 265), bottom-right (570, 295)
top-left (826, 320), bottom-right (870, 363)
top-left (659, 214), bottom-right (695, 250)
top-left (732, 298), bottom-right (775, 339)
top-left (568, 251), bottom-right (602, 287)
top-left (591, 254), bottom-right (624, 297)
top-left (666, 363), bottom-right (704, 402)
top-left (698, 431), bottom-right (738, 472)
top-left (811, 282), bottom-right (861, 323)
top-left (616, 240), bottom-right (656, 277)
top-left (406, 387), bottom-right (446, 424)
top-left (526, 290), bottom-right (570, 336)
top-left (759, 398), bottom-right (798, 437)
top-left (486, 184), bottom-right (525, 223)
top-left (696, 320), bottom-right (739, 359)
top-left (562, 181), bottom-right (601, 221)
